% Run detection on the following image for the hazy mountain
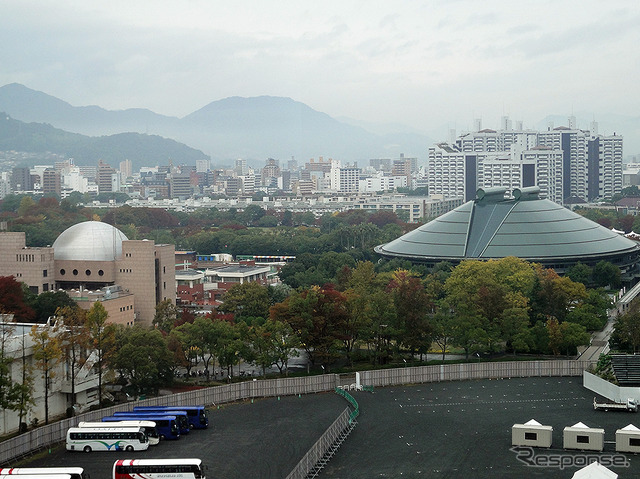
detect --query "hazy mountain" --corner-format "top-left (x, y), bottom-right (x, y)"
top-left (0, 84), bottom-right (428, 164)
top-left (0, 113), bottom-right (209, 171)
top-left (0, 83), bottom-right (180, 138)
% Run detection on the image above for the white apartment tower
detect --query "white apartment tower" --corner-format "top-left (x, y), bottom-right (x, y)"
top-left (588, 134), bottom-right (623, 201)
top-left (331, 162), bottom-right (360, 193)
top-left (427, 144), bottom-right (471, 200)
top-left (537, 127), bottom-right (589, 200)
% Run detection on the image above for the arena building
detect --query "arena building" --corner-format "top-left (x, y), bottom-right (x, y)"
top-left (0, 221), bottom-right (175, 326)
top-left (374, 186), bottom-right (640, 279)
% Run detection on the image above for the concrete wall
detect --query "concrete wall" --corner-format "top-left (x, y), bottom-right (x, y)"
top-left (583, 371), bottom-right (640, 403)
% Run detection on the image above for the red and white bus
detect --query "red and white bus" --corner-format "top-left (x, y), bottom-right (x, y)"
top-left (0, 468), bottom-right (87, 479)
top-left (112, 459), bottom-right (205, 479)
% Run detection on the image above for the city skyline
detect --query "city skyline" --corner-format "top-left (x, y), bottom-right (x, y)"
top-left (2, 1), bottom-right (639, 142)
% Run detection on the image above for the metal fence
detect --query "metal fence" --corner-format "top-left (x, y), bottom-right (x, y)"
top-left (358, 359), bottom-right (591, 387)
top-left (285, 407), bottom-right (351, 479)
top-left (0, 374), bottom-right (338, 465)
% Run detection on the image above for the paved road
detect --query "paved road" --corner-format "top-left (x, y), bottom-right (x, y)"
top-left (577, 312), bottom-right (616, 363)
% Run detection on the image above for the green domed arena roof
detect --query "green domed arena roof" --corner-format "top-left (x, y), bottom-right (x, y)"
top-left (375, 187), bottom-right (640, 263)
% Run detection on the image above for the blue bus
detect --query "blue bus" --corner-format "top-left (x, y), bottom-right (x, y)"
top-left (112, 411), bottom-right (190, 435)
top-left (132, 406), bottom-right (209, 429)
top-left (103, 415), bottom-right (180, 440)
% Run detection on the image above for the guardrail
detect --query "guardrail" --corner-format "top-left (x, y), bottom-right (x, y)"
top-left (334, 388), bottom-right (359, 424)
top-left (285, 408), bottom-right (352, 479)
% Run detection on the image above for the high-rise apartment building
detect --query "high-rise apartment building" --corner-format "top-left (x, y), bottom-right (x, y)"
top-left (427, 143), bottom-right (474, 201)
top-left (234, 158), bottom-right (247, 176)
top-left (97, 160), bottom-right (117, 194)
top-left (429, 117), bottom-right (622, 204)
top-left (11, 166), bottom-right (32, 192)
top-left (537, 127), bottom-right (589, 201)
top-left (119, 159), bottom-right (133, 180)
top-left (331, 164), bottom-right (360, 193)
top-left (587, 134), bottom-right (623, 201)
top-left (42, 168), bottom-right (61, 196)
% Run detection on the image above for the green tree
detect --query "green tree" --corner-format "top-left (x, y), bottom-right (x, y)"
top-left (592, 261), bottom-right (622, 289)
top-left (611, 298), bottom-right (640, 353)
top-left (153, 299), bottom-right (181, 333)
top-left (17, 196), bottom-right (36, 216)
top-left (175, 316), bottom-right (219, 378)
top-left (210, 319), bottom-right (243, 380)
top-left (432, 308), bottom-right (456, 362)
top-left (265, 319), bottom-right (300, 376)
top-left (30, 323), bottom-right (63, 424)
top-left (86, 301), bottom-right (115, 408)
top-left (218, 282), bottom-right (271, 321)
top-left (500, 307), bottom-right (533, 354)
top-left (28, 291), bottom-right (77, 323)
top-left (111, 327), bottom-right (174, 395)
top-left (559, 321), bottom-right (590, 355)
top-left (243, 323), bottom-right (278, 377)
top-left (566, 262), bottom-right (592, 285)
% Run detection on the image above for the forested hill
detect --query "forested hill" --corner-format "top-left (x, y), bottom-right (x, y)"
top-left (0, 113), bottom-right (210, 170)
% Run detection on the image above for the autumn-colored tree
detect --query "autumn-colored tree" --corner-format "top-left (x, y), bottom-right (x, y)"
top-left (270, 284), bottom-right (348, 371)
top-left (532, 265), bottom-right (588, 322)
top-left (0, 276), bottom-right (35, 322)
top-left (387, 269), bottom-right (432, 358)
top-left (56, 305), bottom-right (90, 405)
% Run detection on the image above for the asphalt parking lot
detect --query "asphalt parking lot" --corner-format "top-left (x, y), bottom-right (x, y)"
top-left (17, 376), bottom-right (640, 479)
top-left (324, 377), bottom-right (640, 478)
top-left (18, 392), bottom-right (346, 479)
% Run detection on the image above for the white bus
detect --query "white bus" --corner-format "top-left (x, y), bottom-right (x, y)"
top-left (66, 427), bottom-right (149, 453)
top-left (77, 421), bottom-right (159, 445)
top-left (112, 459), bottom-right (205, 479)
top-left (0, 469), bottom-right (86, 479)
top-left (0, 475), bottom-right (73, 479)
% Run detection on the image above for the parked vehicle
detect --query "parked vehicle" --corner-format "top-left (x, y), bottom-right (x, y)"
top-left (113, 458), bottom-right (205, 479)
top-left (66, 426), bottom-right (149, 453)
top-left (593, 397), bottom-right (638, 412)
top-left (132, 406), bottom-right (208, 429)
top-left (102, 415), bottom-right (180, 440)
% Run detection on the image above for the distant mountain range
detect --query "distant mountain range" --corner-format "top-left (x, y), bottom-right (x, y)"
top-left (0, 83), bottom-right (433, 167)
top-left (0, 114), bottom-right (210, 172)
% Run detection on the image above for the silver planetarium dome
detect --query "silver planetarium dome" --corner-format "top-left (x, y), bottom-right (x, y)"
top-left (53, 221), bottom-right (128, 261)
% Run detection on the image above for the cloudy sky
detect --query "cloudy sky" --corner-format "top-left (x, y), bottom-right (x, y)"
top-left (2, 0), bottom-right (639, 138)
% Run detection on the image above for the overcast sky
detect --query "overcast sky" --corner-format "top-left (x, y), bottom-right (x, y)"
top-left (2, 0), bottom-right (639, 137)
